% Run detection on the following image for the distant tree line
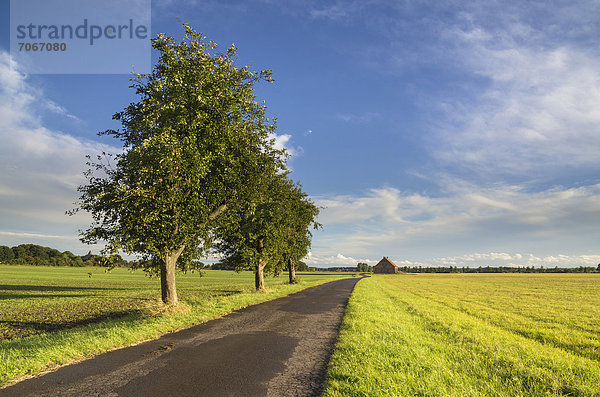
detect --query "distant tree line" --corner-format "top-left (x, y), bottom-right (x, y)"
top-left (302, 263), bottom-right (600, 273)
top-left (0, 244), bottom-right (127, 267)
top-left (397, 265), bottom-right (600, 273)
top-left (301, 264), bottom-right (600, 273)
top-left (308, 266), bottom-right (356, 272)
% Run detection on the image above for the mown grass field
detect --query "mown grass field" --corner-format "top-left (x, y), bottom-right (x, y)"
top-left (0, 265), bottom-right (354, 387)
top-left (324, 274), bottom-right (600, 396)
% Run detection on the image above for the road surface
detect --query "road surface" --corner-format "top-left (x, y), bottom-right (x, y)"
top-left (2, 277), bottom-right (362, 397)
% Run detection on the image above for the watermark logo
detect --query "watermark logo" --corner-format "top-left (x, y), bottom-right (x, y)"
top-left (10, 0), bottom-right (151, 74)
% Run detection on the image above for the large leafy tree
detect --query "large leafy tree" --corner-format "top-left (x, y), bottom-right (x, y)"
top-left (72, 24), bottom-right (285, 305)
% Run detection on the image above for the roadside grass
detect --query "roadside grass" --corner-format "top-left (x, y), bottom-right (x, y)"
top-left (0, 265), bottom-right (354, 387)
top-left (324, 274), bottom-right (600, 396)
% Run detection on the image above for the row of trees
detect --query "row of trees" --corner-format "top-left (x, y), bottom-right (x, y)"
top-left (71, 24), bottom-right (320, 305)
top-left (0, 244), bottom-right (126, 267)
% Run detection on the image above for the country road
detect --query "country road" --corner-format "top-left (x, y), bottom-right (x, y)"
top-left (1, 277), bottom-right (362, 397)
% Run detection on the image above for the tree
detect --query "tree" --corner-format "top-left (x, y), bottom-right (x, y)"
top-left (215, 173), bottom-right (289, 291)
top-left (214, 172), bottom-right (317, 290)
top-left (72, 24), bottom-right (285, 305)
top-left (277, 180), bottom-right (320, 284)
top-left (0, 246), bottom-right (14, 262)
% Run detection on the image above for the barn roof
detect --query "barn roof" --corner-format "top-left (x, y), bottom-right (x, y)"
top-left (375, 257), bottom-right (398, 268)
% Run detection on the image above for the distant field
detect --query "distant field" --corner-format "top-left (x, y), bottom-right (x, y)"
top-left (0, 265), bottom-right (354, 387)
top-left (324, 274), bottom-right (600, 396)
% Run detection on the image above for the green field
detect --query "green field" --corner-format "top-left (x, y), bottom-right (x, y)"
top-left (324, 274), bottom-right (600, 396)
top-left (0, 265), bottom-right (353, 387)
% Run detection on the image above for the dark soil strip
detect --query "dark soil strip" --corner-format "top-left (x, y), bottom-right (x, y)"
top-left (1, 277), bottom-right (362, 397)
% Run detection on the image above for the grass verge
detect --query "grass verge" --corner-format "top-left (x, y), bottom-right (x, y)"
top-left (323, 274), bottom-right (600, 396)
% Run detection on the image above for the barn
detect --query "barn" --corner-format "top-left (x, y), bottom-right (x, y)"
top-left (373, 257), bottom-right (398, 274)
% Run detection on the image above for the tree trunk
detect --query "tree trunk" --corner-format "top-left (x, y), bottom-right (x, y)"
top-left (160, 246), bottom-right (185, 306)
top-left (255, 260), bottom-right (266, 291)
top-left (255, 237), bottom-right (266, 291)
top-left (288, 257), bottom-right (296, 284)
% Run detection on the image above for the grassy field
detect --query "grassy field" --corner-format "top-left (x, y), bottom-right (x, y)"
top-left (0, 265), bottom-right (354, 387)
top-left (324, 274), bottom-right (600, 396)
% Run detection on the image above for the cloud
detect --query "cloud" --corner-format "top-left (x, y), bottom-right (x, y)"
top-left (0, 231), bottom-right (83, 254)
top-left (431, 252), bottom-right (600, 268)
top-left (0, 51), bottom-right (119, 254)
top-left (310, 4), bottom-right (349, 20)
top-left (43, 99), bottom-right (81, 121)
top-left (304, 251), bottom-right (376, 266)
top-left (320, 182), bottom-right (600, 233)
top-left (0, 231), bottom-right (78, 240)
top-left (303, 247), bottom-right (600, 268)
top-left (434, 33), bottom-right (600, 180)
top-left (269, 133), bottom-right (303, 158)
top-left (310, 179), bottom-right (600, 265)
top-left (303, 250), bottom-right (600, 269)
top-left (336, 111), bottom-right (381, 123)
top-left (436, 252), bottom-right (516, 264)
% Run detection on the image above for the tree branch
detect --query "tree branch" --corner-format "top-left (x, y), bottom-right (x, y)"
top-left (208, 190), bottom-right (237, 221)
top-left (209, 202), bottom-right (228, 221)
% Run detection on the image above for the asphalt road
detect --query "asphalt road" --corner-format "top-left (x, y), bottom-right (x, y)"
top-left (1, 277), bottom-right (362, 397)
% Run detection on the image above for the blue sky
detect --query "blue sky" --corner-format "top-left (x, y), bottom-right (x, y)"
top-left (1, 0), bottom-right (600, 268)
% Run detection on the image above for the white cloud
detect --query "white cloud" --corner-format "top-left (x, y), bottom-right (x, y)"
top-left (310, 180), bottom-right (600, 265)
top-left (0, 231), bottom-right (83, 254)
top-left (269, 133), bottom-right (302, 157)
top-left (304, 251), bottom-right (376, 266)
top-left (431, 16), bottom-right (600, 181)
top-left (430, 252), bottom-right (600, 268)
top-left (0, 51), bottom-right (119, 254)
top-left (310, 4), bottom-right (348, 20)
top-left (43, 99), bottom-right (81, 121)
top-left (303, 247), bottom-right (600, 268)
top-left (336, 111), bottom-right (381, 123)
top-left (442, 252), bottom-right (514, 262)
top-left (436, 252), bottom-right (515, 265)
top-left (0, 231), bottom-right (78, 240)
